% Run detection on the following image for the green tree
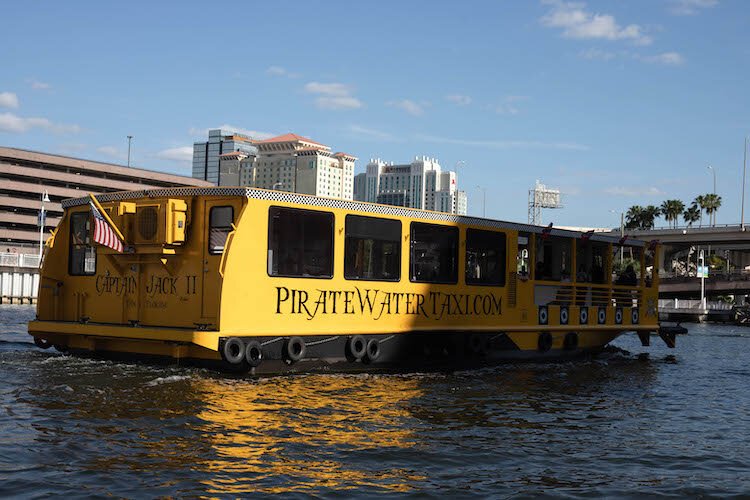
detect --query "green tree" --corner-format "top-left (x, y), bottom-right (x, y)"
top-left (640, 205), bottom-right (661, 229)
top-left (703, 193), bottom-right (722, 226)
top-left (683, 204), bottom-right (701, 227)
top-left (660, 199), bottom-right (685, 228)
top-left (693, 195), bottom-right (707, 227)
top-left (625, 205), bottom-right (643, 230)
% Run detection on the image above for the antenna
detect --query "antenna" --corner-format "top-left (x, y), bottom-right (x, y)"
top-left (528, 180), bottom-right (562, 225)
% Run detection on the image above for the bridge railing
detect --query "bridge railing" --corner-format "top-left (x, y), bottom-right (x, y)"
top-left (658, 299), bottom-right (734, 311)
top-left (659, 270), bottom-right (750, 283)
top-left (0, 253), bottom-right (41, 269)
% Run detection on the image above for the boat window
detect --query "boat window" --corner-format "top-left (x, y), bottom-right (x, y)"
top-left (410, 222), bottom-right (458, 284)
top-left (645, 245), bottom-right (656, 287)
top-left (208, 206), bottom-right (234, 255)
top-left (535, 235), bottom-right (572, 281)
top-left (466, 229), bottom-right (506, 286)
top-left (613, 245), bottom-right (642, 286)
top-left (69, 211), bottom-right (96, 276)
top-left (344, 215), bottom-right (401, 281)
top-left (517, 233), bottom-right (530, 279)
top-left (575, 240), bottom-right (608, 284)
top-left (268, 207), bottom-right (334, 278)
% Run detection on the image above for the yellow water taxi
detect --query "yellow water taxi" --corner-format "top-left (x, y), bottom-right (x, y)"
top-left (28, 187), bottom-right (674, 374)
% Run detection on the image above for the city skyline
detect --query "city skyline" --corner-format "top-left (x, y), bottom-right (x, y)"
top-left (1, 1), bottom-right (749, 228)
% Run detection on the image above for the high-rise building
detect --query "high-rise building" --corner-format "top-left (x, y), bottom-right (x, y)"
top-left (192, 129), bottom-right (258, 185)
top-left (355, 156), bottom-right (467, 215)
top-left (211, 132), bottom-right (357, 200)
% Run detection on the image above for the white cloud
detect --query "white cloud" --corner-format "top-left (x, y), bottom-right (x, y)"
top-left (96, 146), bottom-right (126, 160)
top-left (541, 0), bottom-right (652, 45)
top-left (445, 94), bottom-right (472, 106)
top-left (579, 48), bottom-right (616, 61)
top-left (0, 112), bottom-right (80, 134)
top-left (603, 186), bottom-right (666, 196)
top-left (668, 0), bottom-right (718, 15)
top-left (347, 124), bottom-right (398, 142)
top-left (155, 146), bottom-right (193, 162)
top-left (188, 125), bottom-right (275, 140)
top-left (27, 79), bottom-right (51, 90)
top-left (493, 95), bottom-right (529, 115)
top-left (304, 81), bottom-right (363, 110)
top-left (416, 133), bottom-right (589, 151)
top-left (639, 52), bottom-right (685, 65)
top-left (265, 66), bottom-right (298, 78)
top-left (315, 96), bottom-right (363, 110)
top-left (388, 99), bottom-right (425, 116)
top-left (0, 92), bottom-right (19, 109)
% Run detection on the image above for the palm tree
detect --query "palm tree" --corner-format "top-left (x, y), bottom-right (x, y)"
top-left (641, 205), bottom-right (661, 229)
top-left (703, 193), bottom-right (722, 226)
top-left (625, 205), bottom-right (643, 230)
top-left (683, 204), bottom-right (700, 227)
top-left (693, 195), bottom-right (707, 227)
top-left (660, 199), bottom-right (685, 228)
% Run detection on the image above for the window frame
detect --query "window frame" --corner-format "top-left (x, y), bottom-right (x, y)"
top-left (344, 214), bottom-right (401, 282)
top-left (208, 206), bottom-right (234, 255)
top-left (409, 221), bottom-right (459, 284)
top-left (267, 206), bottom-right (335, 279)
top-left (465, 228), bottom-right (507, 287)
top-left (68, 210), bottom-right (96, 276)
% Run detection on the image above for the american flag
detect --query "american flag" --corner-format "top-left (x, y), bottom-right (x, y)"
top-left (90, 201), bottom-right (123, 252)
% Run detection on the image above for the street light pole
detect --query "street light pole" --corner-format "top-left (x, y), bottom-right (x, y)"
top-left (127, 135), bottom-right (133, 167)
top-left (476, 186), bottom-right (486, 217)
top-left (742, 136), bottom-right (748, 230)
top-left (707, 165), bottom-right (716, 226)
top-left (699, 249), bottom-right (706, 309)
top-left (38, 190), bottom-right (50, 264)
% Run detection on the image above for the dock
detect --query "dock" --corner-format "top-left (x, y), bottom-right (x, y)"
top-left (658, 298), bottom-right (735, 323)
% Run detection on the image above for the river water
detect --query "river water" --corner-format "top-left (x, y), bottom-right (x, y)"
top-left (1, 305), bottom-right (749, 497)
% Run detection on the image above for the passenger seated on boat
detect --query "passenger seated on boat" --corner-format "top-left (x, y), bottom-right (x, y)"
top-left (616, 265), bottom-right (638, 286)
top-left (576, 265), bottom-right (590, 283)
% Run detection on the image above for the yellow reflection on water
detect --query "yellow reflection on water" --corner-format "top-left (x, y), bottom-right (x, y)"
top-left (191, 374), bottom-right (427, 494)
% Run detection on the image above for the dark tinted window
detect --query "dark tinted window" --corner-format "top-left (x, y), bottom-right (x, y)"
top-left (268, 207), bottom-right (334, 278)
top-left (410, 222), bottom-right (458, 284)
top-left (345, 215), bottom-right (401, 281)
top-left (209, 206), bottom-right (233, 254)
top-left (69, 211), bottom-right (96, 275)
top-left (466, 229), bottom-right (506, 286)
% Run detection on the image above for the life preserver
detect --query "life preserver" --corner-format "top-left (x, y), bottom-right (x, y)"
top-left (365, 339), bottom-right (381, 362)
top-left (560, 307), bottom-right (569, 325)
top-left (563, 332), bottom-right (578, 351)
top-left (538, 306), bottom-right (549, 325)
top-left (598, 308), bottom-right (607, 324)
top-left (244, 340), bottom-right (263, 367)
top-left (538, 332), bottom-right (553, 352)
top-left (222, 337), bottom-right (244, 365)
top-left (285, 336), bottom-right (306, 362)
top-left (580, 307), bottom-right (588, 324)
top-left (33, 337), bottom-right (52, 349)
top-left (615, 308), bottom-right (623, 324)
top-left (346, 335), bottom-right (367, 361)
top-left (631, 308), bottom-right (639, 324)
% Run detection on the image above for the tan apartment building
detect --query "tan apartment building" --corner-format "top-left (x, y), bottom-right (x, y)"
top-left (216, 133), bottom-right (356, 200)
top-left (0, 146), bottom-right (212, 251)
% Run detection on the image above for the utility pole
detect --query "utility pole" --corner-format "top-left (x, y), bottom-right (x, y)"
top-left (127, 135), bottom-right (133, 167)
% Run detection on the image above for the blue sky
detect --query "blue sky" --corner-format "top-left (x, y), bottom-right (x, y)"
top-left (1, 0), bottom-right (749, 228)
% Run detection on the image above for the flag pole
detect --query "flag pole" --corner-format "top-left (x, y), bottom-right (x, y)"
top-left (89, 193), bottom-right (126, 241)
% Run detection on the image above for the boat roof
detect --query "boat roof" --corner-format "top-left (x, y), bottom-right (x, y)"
top-left (61, 187), bottom-right (644, 246)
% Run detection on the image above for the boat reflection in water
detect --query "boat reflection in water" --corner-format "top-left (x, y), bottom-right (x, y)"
top-left (183, 375), bottom-right (426, 494)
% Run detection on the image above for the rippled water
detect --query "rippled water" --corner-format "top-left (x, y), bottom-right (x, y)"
top-left (2, 305), bottom-right (749, 497)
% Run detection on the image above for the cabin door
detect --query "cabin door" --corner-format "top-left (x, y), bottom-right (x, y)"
top-left (200, 198), bottom-right (242, 324)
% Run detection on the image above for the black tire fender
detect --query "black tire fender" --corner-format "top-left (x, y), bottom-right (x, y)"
top-left (222, 337), bottom-right (245, 365)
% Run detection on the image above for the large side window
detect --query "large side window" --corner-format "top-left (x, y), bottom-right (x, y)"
top-left (466, 229), bottom-right (506, 286)
top-left (410, 222), bottom-right (458, 284)
top-left (345, 215), bottom-right (401, 281)
top-left (209, 206), bottom-right (234, 254)
top-left (69, 211), bottom-right (96, 275)
top-left (268, 207), bottom-right (334, 278)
